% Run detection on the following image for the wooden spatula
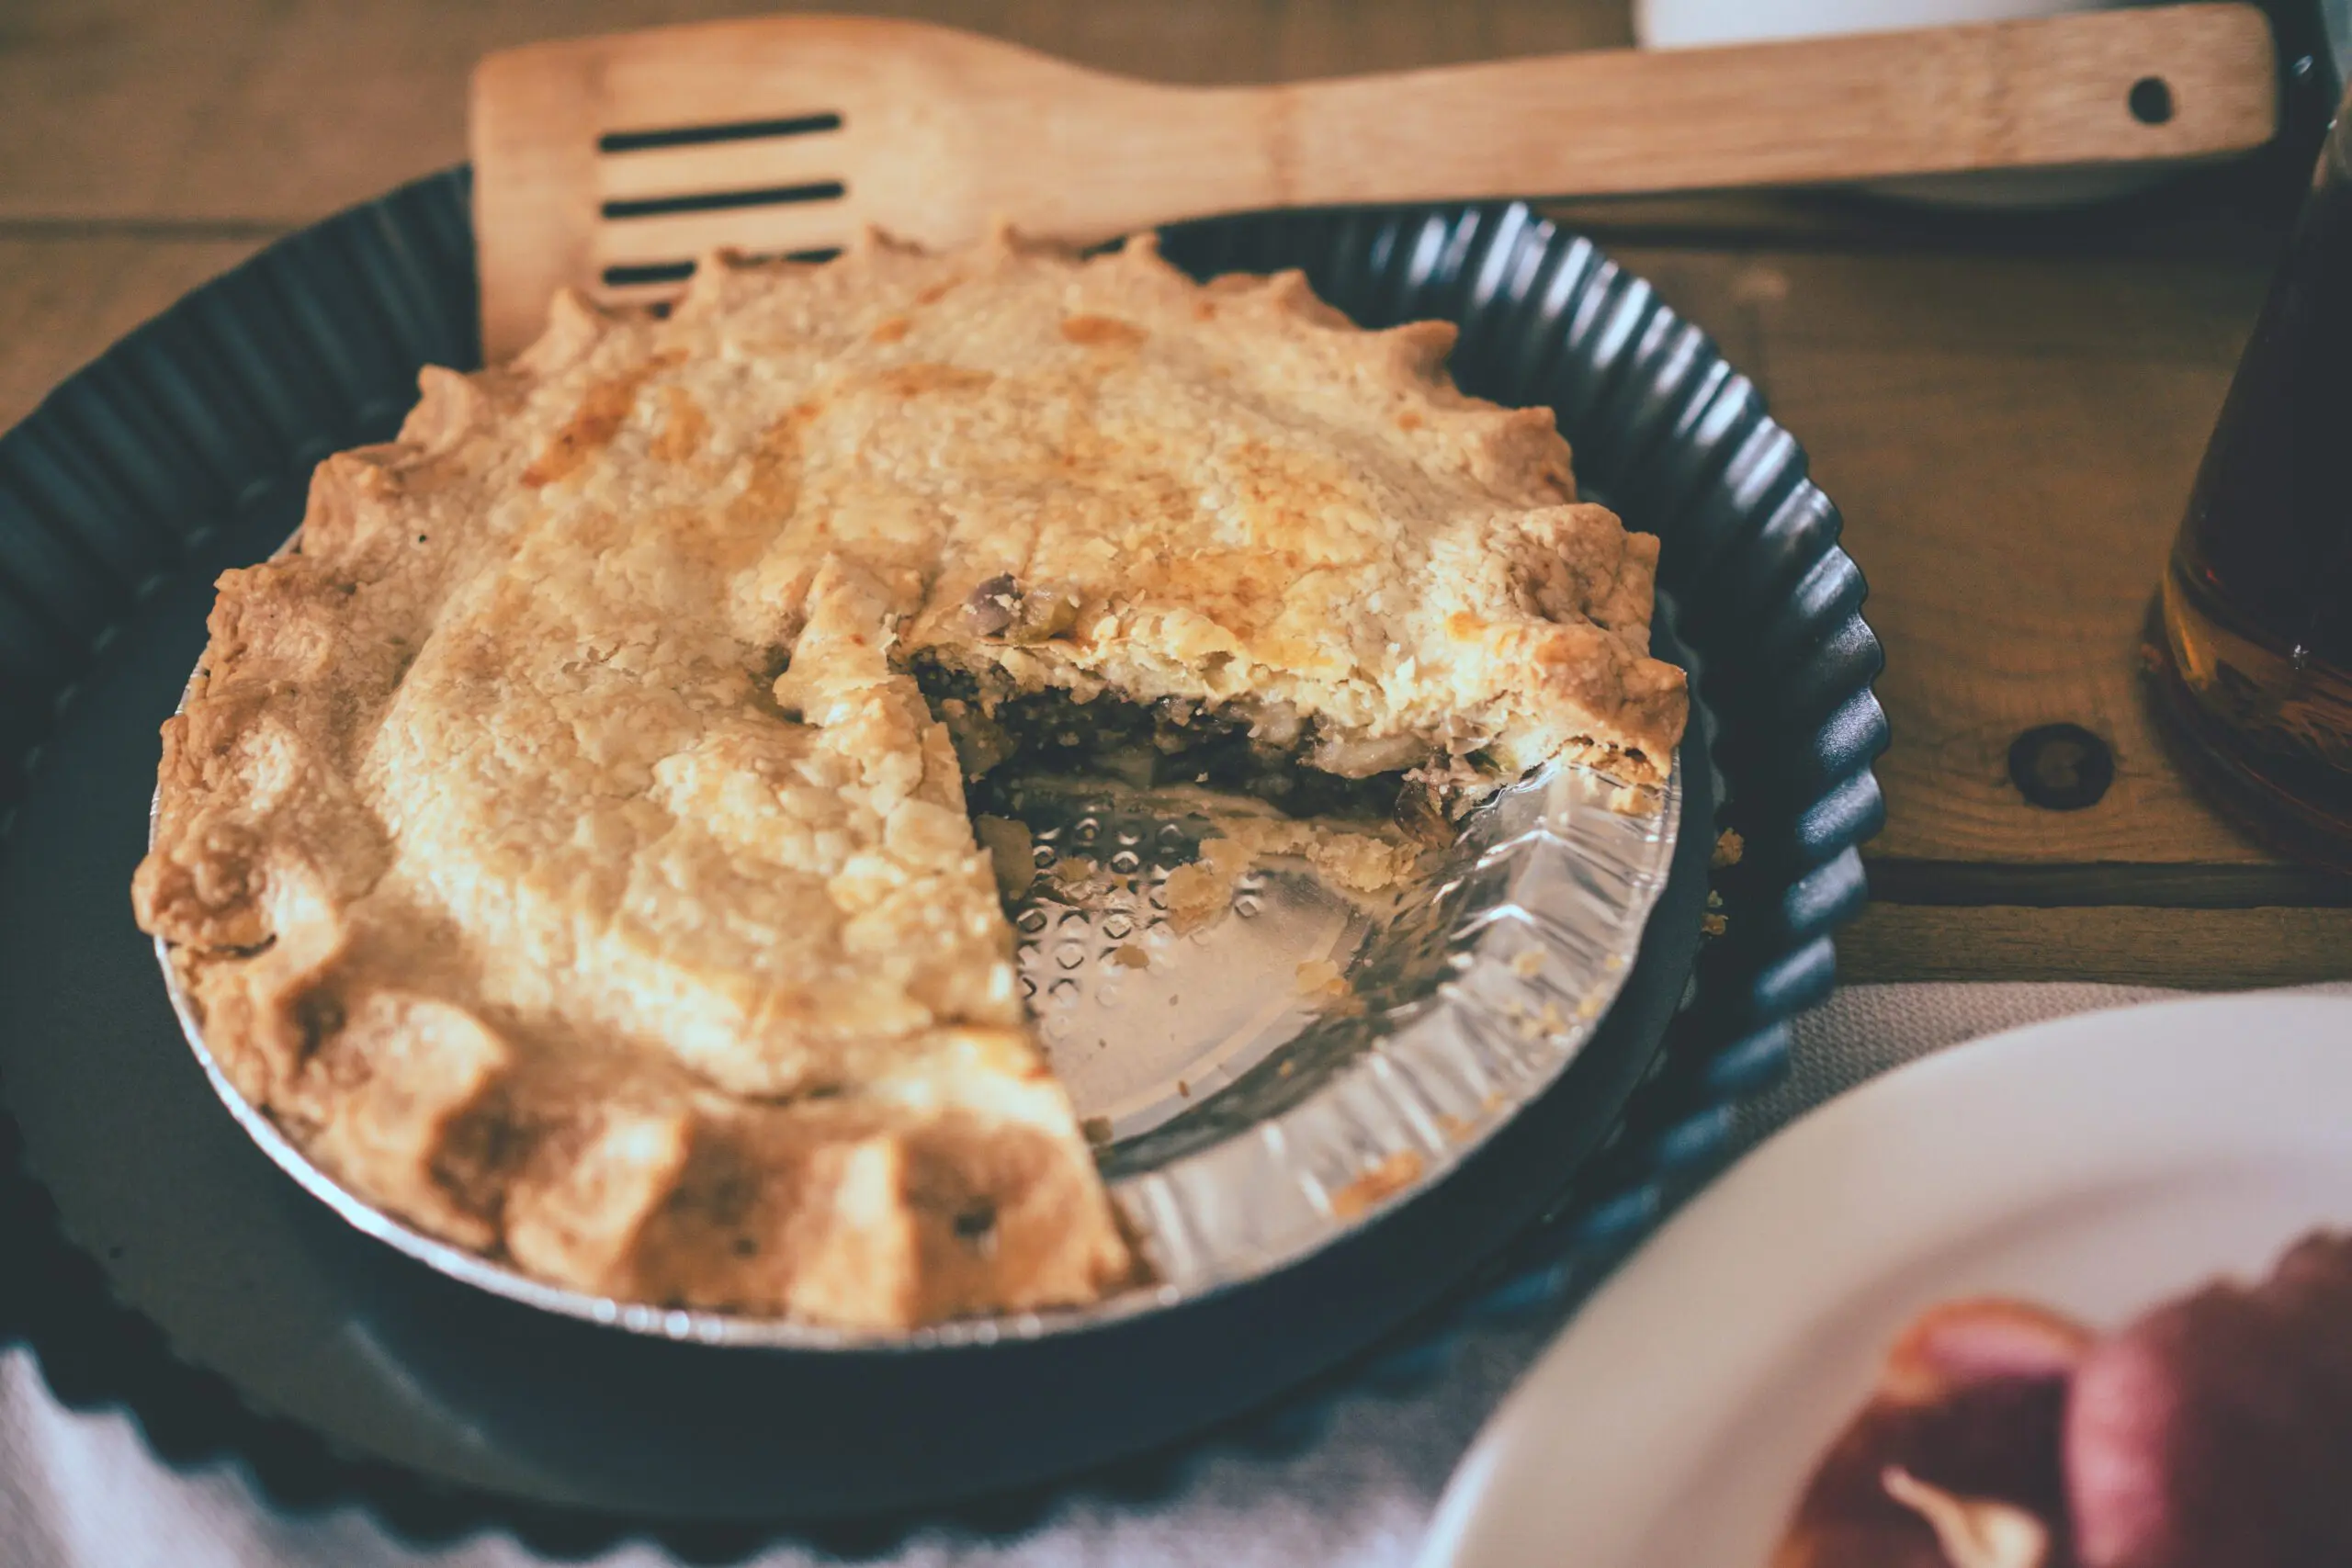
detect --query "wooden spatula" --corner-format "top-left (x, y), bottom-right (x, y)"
top-left (471, 4), bottom-right (2276, 358)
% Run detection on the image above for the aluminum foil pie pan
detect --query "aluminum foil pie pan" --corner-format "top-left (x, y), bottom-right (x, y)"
top-left (152, 658), bottom-right (1677, 1348)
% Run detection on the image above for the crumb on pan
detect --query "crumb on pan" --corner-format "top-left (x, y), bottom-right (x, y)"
top-left (1162, 837), bottom-right (1253, 934)
top-left (1329, 1150), bottom-right (1425, 1221)
top-left (1607, 782), bottom-right (1660, 815)
top-left (1295, 957), bottom-right (1345, 995)
top-left (1510, 1000), bottom-right (1569, 1040)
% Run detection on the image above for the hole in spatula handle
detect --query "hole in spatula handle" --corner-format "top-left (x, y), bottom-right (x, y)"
top-left (2129, 76), bottom-right (2175, 125)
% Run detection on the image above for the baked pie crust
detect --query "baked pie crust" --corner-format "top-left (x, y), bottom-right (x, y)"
top-left (131, 231), bottom-right (1687, 1329)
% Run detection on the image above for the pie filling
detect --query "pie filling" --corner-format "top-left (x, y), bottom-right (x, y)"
top-left (909, 652), bottom-right (1498, 843)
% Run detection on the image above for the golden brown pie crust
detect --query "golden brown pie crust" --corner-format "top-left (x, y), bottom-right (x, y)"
top-left (131, 231), bottom-right (1687, 1329)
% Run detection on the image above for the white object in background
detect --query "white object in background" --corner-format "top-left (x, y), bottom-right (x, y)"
top-left (1635, 0), bottom-right (2169, 207)
top-left (1416, 991), bottom-right (2352, 1568)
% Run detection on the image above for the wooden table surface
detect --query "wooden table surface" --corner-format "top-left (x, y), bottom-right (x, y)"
top-left (8, 0), bottom-right (2346, 987)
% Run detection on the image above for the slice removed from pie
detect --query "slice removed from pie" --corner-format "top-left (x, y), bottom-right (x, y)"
top-left (132, 230), bottom-right (1687, 1329)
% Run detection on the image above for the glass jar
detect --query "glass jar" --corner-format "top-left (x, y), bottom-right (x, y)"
top-left (2147, 86), bottom-right (2352, 870)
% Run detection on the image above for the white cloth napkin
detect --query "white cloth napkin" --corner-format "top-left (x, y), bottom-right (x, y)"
top-left (0, 982), bottom-right (2282, 1567)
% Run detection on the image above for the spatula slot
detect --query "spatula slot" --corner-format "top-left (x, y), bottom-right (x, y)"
top-left (600, 248), bottom-right (842, 292)
top-left (602, 182), bottom-right (846, 220)
top-left (599, 203), bottom-right (851, 271)
top-left (598, 112), bottom-right (843, 155)
top-left (602, 261), bottom-right (698, 288)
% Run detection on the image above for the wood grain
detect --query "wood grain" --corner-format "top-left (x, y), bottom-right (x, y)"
top-left (1594, 240), bottom-right (2343, 982)
top-left (1272, 4), bottom-right (2274, 201)
top-left (0, 236), bottom-right (266, 432)
top-left (1610, 245), bottom-right (2283, 874)
top-left (1839, 904), bottom-right (2352, 987)
top-left (1862, 860), bottom-right (2352, 908)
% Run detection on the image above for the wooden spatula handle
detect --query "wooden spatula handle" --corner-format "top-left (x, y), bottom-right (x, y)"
top-left (1101, 3), bottom-right (2277, 232)
top-left (470, 5), bottom-right (2278, 355)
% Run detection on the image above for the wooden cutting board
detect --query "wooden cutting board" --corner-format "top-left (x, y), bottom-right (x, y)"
top-left (1578, 207), bottom-right (2352, 988)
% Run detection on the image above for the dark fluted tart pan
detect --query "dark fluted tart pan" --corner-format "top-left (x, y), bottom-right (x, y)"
top-left (0, 170), bottom-right (1884, 1525)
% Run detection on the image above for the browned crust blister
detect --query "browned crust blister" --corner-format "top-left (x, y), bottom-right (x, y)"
top-left (131, 229), bottom-right (1686, 1329)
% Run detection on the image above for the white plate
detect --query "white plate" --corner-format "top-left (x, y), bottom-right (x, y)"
top-left (1418, 991), bottom-right (2352, 1568)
